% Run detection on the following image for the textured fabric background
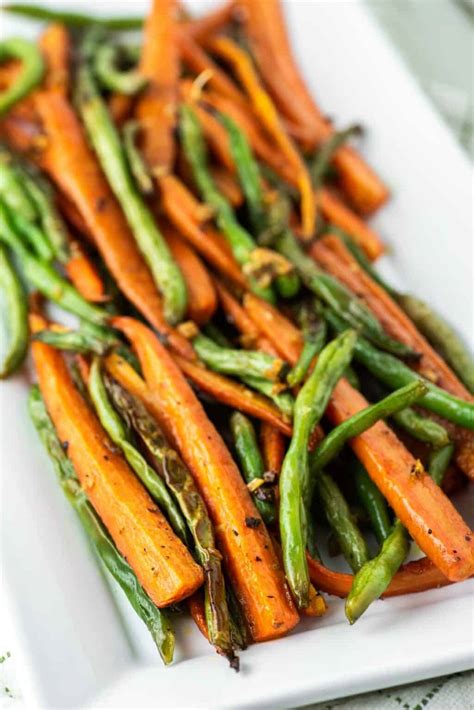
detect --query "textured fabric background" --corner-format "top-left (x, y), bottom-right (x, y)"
top-left (1, 1), bottom-right (472, 708)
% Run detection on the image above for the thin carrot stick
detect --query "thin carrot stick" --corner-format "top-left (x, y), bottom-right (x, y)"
top-left (207, 36), bottom-right (315, 240)
top-left (159, 174), bottom-right (214, 224)
top-left (64, 239), bottom-right (107, 303)
top-left (39, 23), bottom-right (70, 96)
top-left (56, 192), bottom-right (95, 243)
top-left (163, 225), bottom-right (217, 324)
top-left (112, 316), bottom-right (299, 641)
top-left (260, 422), bottom-right (286, 476)
top-left (239, 0), bottom-right (389, 214)
top-left (319, 188), bottom-right (384, 261)
top-left (243, 294), bottom-right (474, 582)
top-left (307, 555), bottom-right (455, 598)
top-left (33, 91), bottom-right (194, 360)
top-left (185, 1), bottom-right (236, 43)
top-left (30, 313), bottom-right (204, 608)
top-left (136, 0), bottom-right (180, 177)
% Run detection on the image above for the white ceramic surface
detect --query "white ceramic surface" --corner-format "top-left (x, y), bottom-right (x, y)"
top-left (0, 1), bottom-right (473, 708)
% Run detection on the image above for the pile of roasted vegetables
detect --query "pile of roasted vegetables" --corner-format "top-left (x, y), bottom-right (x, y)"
top-left (1, 0), bottom-right (473, 670)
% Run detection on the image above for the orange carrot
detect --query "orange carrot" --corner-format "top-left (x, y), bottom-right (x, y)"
top-left (207, 36), bottom-right (315, 240)
top-left (56, 192), bottom-right (95, 243)
top-left (243, 294), bottom-right (474, 582)
top-left (39, 23), bottom-right (70, 96)
top-left (163, 225), bottom-right (217, 324)
top-left (239, 0), bottom-right (389, 214)
top-left (112, 316), bottom-right (299, 641)
top-left (210, 165), bottom-right (243, 207)
top-left (188, 593), bottom-right (209, 639)
top-left (33, 91), bottom-right (194, 360)
top-left (319, 188), bottom-right (384, 261)
top-left (30, 313), bottom-right (204, 608)
top-left (159, 174), bottom-right (214, 224)
top-left (185, 1), bottom-right (236, 43)
top-left (260, 422), bottom-right (286, 476)
top-left (136, 0), bottom-right (180, 177)
top-left (108, 93), bottom-right (133, 126)
top-left (64, 239), bottom-right (107, 303)
top-left (307, 555), bottom-right (456, 599)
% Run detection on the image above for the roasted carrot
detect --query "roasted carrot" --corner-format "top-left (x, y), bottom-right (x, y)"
top-left (210, 165), bottom-right (244, 207)
top-left (39, 23), bottom-right (70, 96)
top-left (136, 0), bottom-right (180, 177)
top-left (64, 239), bottom-right (107, 303)
top-left (243, 294), bottom-right (474, 582)
top-left (239, 0), bottom-right (389, 214)
top-left (30, 312), bottom-right (204, 608)
top-left (188, 593), bottom-right (209, 639)
top-left (113, 317), bottom-right (299, 640)
top-left (319, 189), bottom-right (384, 261)
top-left (33, 91), bottom-right (194, 360)
top-left (108, 92), bottom-right (132, 126)
top-left (56, 192), bottom-right (95, 242)
top-left (163, 226), bottom-right (217, 324)
top-left (207, 36), bottom-right (315, 240)
top-left (307, 555), bottom-right (456, 598)
top-left (185, 1), bottom-right (236, 43)
top-left (159, 174), bottom-right (214, 224)
top-left (260, 422), bottom-right (286, 476)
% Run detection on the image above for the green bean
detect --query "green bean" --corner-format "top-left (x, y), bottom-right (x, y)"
top-left (287, 306), bottom-right (327, 387)
top-left (316, 471), bottom-right (370, 573)
top-left (344, 364), bottom-right (360, 390)
top-left (193, 333), bottom-right (288, 382)
top-left (230, 412), bottom-right (276, 525)
top-left (0, 202), bottom-right (108, 325)
top-left (310, 126), bottom-right (362, 187)
top-left (276, 229), bottom-right (418, 359)
top-left (94, 43), bottom-right (145, 95)
top-left (0, 38), bottom-right (44, 116)
top-left (428, 443), bottom-right (454, 487)
top-left (0, 146), bottom-right (37, 222)
top-left (4, 4), bottom-right (144, 29)
top-left (325, 309), bottom-right (474, 429)
top-left (354, 462), bottom-right (392, 545)
top-left (226, 582), bottom-right (251, 651)
top-left (392, 407), bottom-right (450, 448)
top-left (104, 375), bottom-right (236, 666)
top-left (274, 270), bottom-right (301, 299)
top-left (219, 112), bottom-right (265, 235)
top-left (241, 374), bottom-right (295, 419)
top-left (76, 30), bottom-right (187, 325)
top-left (88, 358), bottom-right (189, 544)
top-left (279, 329), bottom-right (357, 607)
top-left (17, 163), bottom-right (70, 263)
top-left (345, 519), bottom-right (409, 623)
top-left (4, 204), bottom-right (54, 262)
top-left (396, 293), bottom-right (474, 394)
top-left (179, 104), bottom-right (275, 302)
top-left (33, 322), bottom-right (119, 355)
top-left (28, 385), bottom-right (174, 663)
top-left (0, 244), bottom-right (28, 378)
top-left (331, 228), bottom-right (396, 295)
top-left (310, 381), bottom-right (428, 476)
top-left (122, 121), bottom-right (153, 196)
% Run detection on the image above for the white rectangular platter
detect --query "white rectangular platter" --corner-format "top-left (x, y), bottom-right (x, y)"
top-left (1, 1), bottom-right (473, 708)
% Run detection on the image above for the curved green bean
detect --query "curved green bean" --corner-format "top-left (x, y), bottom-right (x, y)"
top-left (345, 519), bottom-right (409, 623)
top-left (354, 462), bottom-right (392, 545)
top-left (280, 329), bottom-right (357, 608)
top-left (4, 4), bottom-right (144, 29)
top-left (0, 201), bottom-right (108, 325)
top-left (122, 121), bottom-right (153, 196)
top-left (392, 407), bottom-right (450, 448)
top-left (76, 30), bottom-right (187, 324)
top-left (230, 412), bottom-right (276, 525)
top-left (28, 385), bottom-right (174, 664)
top-left (397, 293), bottom-right (474, 394)
top-left (0, 38), bottom-right (44, 116)
top-left (276, 229), bottom-right (418, 359)
top-left (94, 43), bottom-right (146, 95)
top-left (0, 244), bottom-right (28, 378)
top-left (316, 470), bottom-right (370, 573)
top-left (88, 357), bottom-right (190, 544)
top-left (104, 375), bottom-right (236, 665)
top-left (193, 333), bottom-right (288, 382)
top-left (325, 309), bottom-right (474, 429)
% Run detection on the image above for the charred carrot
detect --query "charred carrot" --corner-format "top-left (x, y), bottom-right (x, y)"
top-left (39, 23), bottom-right (70, 95)
top-left (136, 0), bottom-right (179, 177)
top-left (33, 92), bottom-right (194, 360)
top-left (159, 174), bottom-right (214, 224)
top-left (207, 36), bottom-right (315, 240)
top-left (260, 422), bottom-right (286, 476)
top-left (64, 239), bottom-right (107, 303)
top-left (112, 316), bottom-right (299, 641)
top-left (163, 226), bottom-right (217, 325)
top-left (30, 313), bottom-right (204, 608)
top-left (243, 294), bottom-right (474, 582)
